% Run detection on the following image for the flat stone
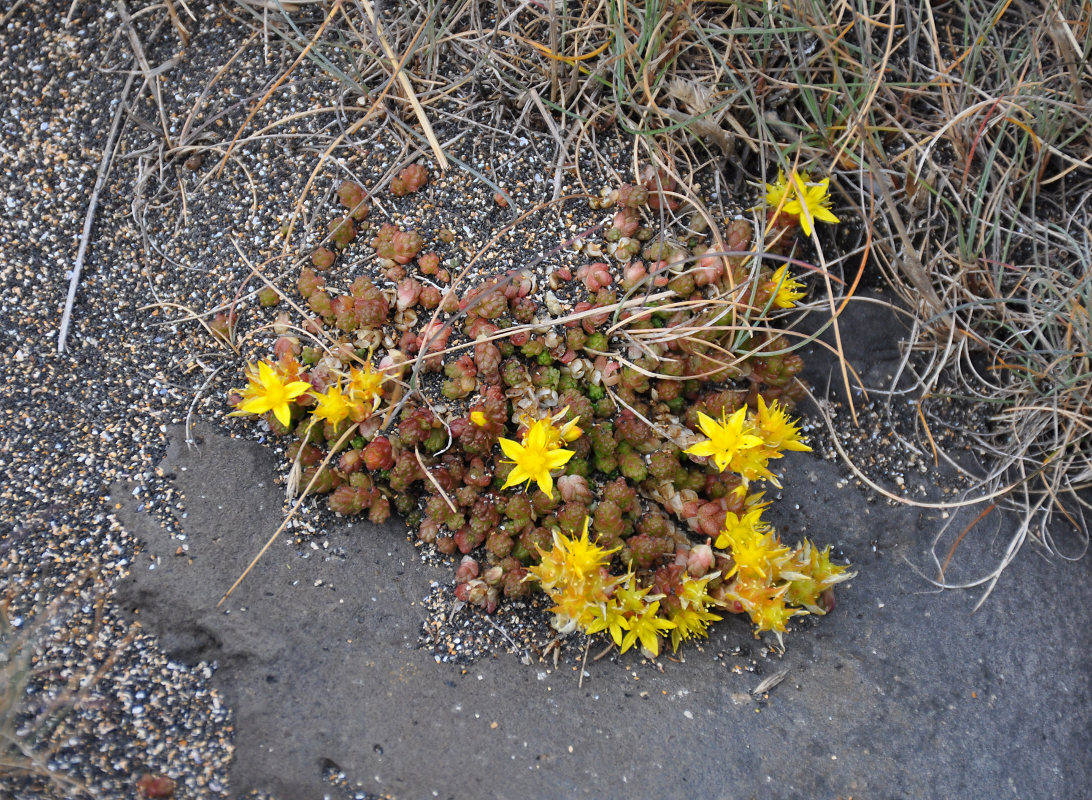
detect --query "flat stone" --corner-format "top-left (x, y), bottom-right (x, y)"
top-left (115, 421), bottom-right (1092, 799)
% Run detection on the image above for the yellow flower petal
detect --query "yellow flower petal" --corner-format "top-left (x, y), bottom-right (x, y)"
top-left (683, 440), bottom-right (717, 459)
top-left (272, 402), bottom-right (293, 429)
top-left (502, 464), bottom-right (532, 492)
top-left (499, 436), bottom-right (525, 461)
top-left (694, 411), bottom-right (718, 438)
top-left (770, 264), bottom-right (807, 309)
top-left (766, 169), bottom-right (839, 237)
top-left (535, 471), bottom-right (555, 498)
top-left (545, 447), bottom-right (575, 470)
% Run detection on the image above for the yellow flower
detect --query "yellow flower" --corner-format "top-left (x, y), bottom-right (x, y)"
top-left (347, 362), bottom-right (384, 413)
top-left (556, 419), bottom-right (583, 446)
top-left (529, 519), bottom-right (621, 634)
top-left (733, 446), bottom-right (777, 486)
top-left (755, 395), bottom-right (811, 453)
top-left (668, 602), bottom-right (722, 653)
top-left (547, 518), bottom-right (618, 583)
top-left (586, 600), bottom-right (628, 647)
top-left (764, 169), bottom-right (794, 209)
top-left (736, 531), bottom-right (789, 581)
top-left (550, 589), bottom-right (600, 632)
top-left (678, 572), bottom-right (719, 610)
top-left (714, 506), bottom-right (769, 551)
top-left (765, 169), bottom-right (840, 237)
top-left (749, 587), bottom-right (806, 637)
top-left (311, 381), bottom-right (352, 427)
top-left (723, 578), bottom-right (803, 644)
top-left (683, 407), bottom-right (763, 473)
top-left (552, 406), bottom-right (584, 445)
top-left (499, 420), bottom-right (575, 498)
top-left (518, 406), bottom-right (583, 449)
top-left (721, 574), bottom-right (766, 614)
top-left (619, 600), bottom-right (675, 657)
top-left (590, 575), bottom-right (666, 651)
top-left (716, 505), bottom-right (790, 581)
top-left (769, 264), bottom-right (806, 309)
top-left (784, 541), bottom-right (856, 614)
top-left (805, 541), bottom-right (855, 587)
top-left (470, 410), bottom-right (488, 427)
top-left (611, 574), bottom-right (650, 615)
top-left (669, 573), bottom-right (723, 652)
top-left (229, 360), bottom-right (311, 429)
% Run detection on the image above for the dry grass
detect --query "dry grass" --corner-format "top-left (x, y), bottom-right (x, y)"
top-left (127, 0), bottom-right (1092, 593)
top-left (856, 0), bottom-right (1092, 597)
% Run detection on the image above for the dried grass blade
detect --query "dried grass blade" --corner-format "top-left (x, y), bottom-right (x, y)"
top-left (58, 69), bottom-right (136, 354)
top-left (359, 0), bottom-right (449, 170)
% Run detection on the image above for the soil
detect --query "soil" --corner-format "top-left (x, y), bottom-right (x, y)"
top-left (2, 4), bottom-right (1090, 800)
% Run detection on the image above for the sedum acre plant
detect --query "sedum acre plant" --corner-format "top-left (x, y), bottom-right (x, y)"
top-left (225, 160), bottom-right (854, 657)
top-left (764, 169), bottom-right (840, 238)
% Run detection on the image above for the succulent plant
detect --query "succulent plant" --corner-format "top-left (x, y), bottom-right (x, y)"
top-left (418, 252), bottom-right (440, 275)
top-left (391, 163), bottom-right (428, 197)
top-left (337, 180), bottom-right (371, 221)
top-left (373, 223), bottom-right (424, 264)
top-left (225, 165), bottom-right (853, 655)
top-left (328, 216), bottom-right (356, 249)
top-left (616, 183), bottom-right (649, 208)
top-left (576, 262), bottom-right (613, 292)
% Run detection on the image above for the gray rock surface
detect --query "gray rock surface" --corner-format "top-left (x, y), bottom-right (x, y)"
top-left (115, 421), bottom-right (1092, 799)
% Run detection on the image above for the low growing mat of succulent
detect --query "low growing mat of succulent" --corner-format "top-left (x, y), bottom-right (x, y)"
top-left (225, 160), bottom-right (853, 659)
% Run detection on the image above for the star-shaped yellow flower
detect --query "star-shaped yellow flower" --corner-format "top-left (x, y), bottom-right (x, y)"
top-left (311, 381), bottom-right (352, 427)
top-left (764, 169), bottom-right (794, 209)
top-left (749, 587), bottom-right (806, 637)
top-left (715, 506), bottom-right (770, 552)
top-left (498, 419), bottom-right (575, 498)
top-left (553, 518), bottom-right (618, 580)
top-left (585, 599), bottom-right (628, 647)
top-left (611, 574), bottom-right (651, 615)
top-left (755, 395), bottom-right (811, 452)
top-left (518, 405), bottom-right (583, 449)
top-left (347, 361), bottom-right (384, 413)
top-left (765, 169), bottom-right (840, 237)
top-left (229, 360), bottom-right (311, 429)
top-left (668, 601), bottom-right (722, 652)
top-left (769, 264), bottom-right (806, 309)
top-left (683, 407), bottom-right (763, 473)
top-left (668, 573), bottom-right (723, 652)
top-left (619, 600), bottom-right (675, 657)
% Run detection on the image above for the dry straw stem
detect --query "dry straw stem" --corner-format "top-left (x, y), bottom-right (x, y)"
top-left (802, 372), bottom-right (1048, 612)
top-left (215, 0), bottom-right (345, 177)
top-left (358, 0), bottom-right (449, 169)
top-left (259, 0), bottom-right (451, 257)
top-left (62, 0), bottom-right (183, 354)
top-left (218, 422), bottom-right (357, 606)
top-left (57, 68), bottom-right (135, 355)
top-left (654, 0), bottom-right (1092, 581)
